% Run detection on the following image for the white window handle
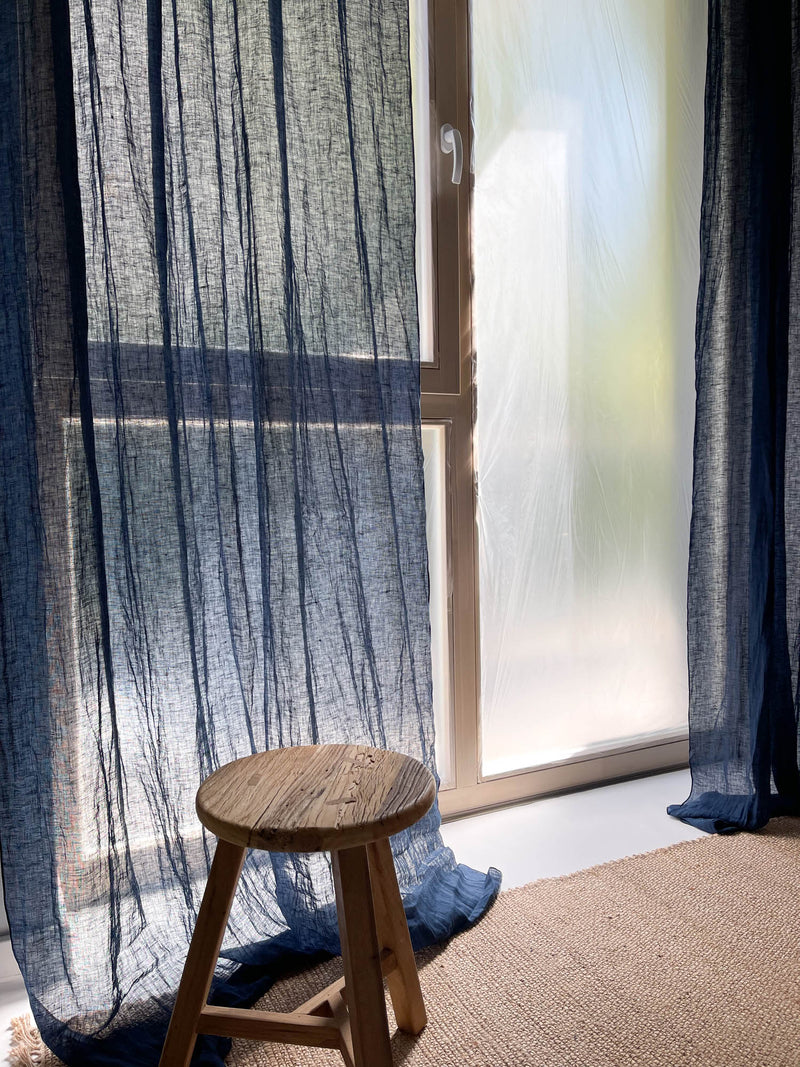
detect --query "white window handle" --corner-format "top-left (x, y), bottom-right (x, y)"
top-left (440, 123), bottom-right (463, 185)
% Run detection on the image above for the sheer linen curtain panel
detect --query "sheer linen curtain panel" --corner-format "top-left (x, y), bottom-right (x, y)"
top-left (669, 0), bottom-right (800, 833)
top-left (0, 0), bottom-right (501, 1064)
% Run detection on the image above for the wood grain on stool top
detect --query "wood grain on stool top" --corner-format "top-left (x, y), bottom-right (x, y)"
top-left (196, 744), bottom-right (436, 853)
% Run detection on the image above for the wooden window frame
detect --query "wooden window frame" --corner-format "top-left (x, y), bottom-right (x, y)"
top-left (418, 0), bottom-right (689, 820)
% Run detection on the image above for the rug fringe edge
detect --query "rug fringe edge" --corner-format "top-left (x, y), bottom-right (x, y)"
top-left (8, 1013), bottom-right (49, 1067)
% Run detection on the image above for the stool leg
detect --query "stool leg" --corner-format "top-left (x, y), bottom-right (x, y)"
top-left (368, 837), bottom-right (427, 1034)
top-left (159, 839), bottom-right (246, 1067)
top-left (330, 990), bottom-right (355, 1067)
top-left (332, 845), bottom-right (393, 1067)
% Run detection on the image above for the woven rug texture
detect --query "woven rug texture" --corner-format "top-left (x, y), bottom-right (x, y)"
top-left (10, 820), bottom-right (800, 1067)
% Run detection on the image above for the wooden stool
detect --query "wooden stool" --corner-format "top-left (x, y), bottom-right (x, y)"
top-left (159, 743), bottom-right (436, 1067)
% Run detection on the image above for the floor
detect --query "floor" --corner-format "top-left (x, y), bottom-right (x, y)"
top-left (0, 767), bottom-right (703, 1063)
top-left (440, 766), bottom-right (704, 889)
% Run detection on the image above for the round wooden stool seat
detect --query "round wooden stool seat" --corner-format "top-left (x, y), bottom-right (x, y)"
top-left (160, 744), bottom-right (436, 1067)
top-left (196, 743), bottom-right (436, 853)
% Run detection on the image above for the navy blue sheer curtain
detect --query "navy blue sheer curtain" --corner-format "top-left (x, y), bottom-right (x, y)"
top-left (669, 0), bottom-right (800, 833)
top-left (0, 0), bottom-right (500, 1063)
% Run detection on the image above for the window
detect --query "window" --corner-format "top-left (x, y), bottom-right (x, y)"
top-left (416, 0), bottom-right (707, 815)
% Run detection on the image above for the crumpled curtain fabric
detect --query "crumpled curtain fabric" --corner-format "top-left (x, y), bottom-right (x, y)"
top-left (669, 0), bottom-right (800, 834)
top-left (0, 0), bottom-right (501, 1063)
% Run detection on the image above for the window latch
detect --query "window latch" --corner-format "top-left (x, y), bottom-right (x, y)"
top-left (440, 124), bottom-right (463, 186)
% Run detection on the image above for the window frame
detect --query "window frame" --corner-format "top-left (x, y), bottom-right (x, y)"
top-left (419, 0), bottom-right (689, 819)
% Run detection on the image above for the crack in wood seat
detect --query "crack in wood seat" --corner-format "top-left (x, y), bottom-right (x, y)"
top-left (159, 744), bottom-right (436, 1067)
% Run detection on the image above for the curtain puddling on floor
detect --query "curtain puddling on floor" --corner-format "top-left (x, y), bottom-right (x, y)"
top-left (669, 0), bottom-right (800, 833)
top-left (0, 0), bottom-right (500, 1062)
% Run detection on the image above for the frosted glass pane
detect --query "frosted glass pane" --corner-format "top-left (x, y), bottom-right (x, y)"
top-left (422, 424), bottom-right (454, 787)
top-left (474, 1), bottom-right (706, 777)
top-left (410, 0), bottom-right (434, 363)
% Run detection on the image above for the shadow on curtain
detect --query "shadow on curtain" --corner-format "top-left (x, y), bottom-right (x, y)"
top-left (669, 0), bottom-right (800, 834)
top-left (0, 0), bottom-right (501, 1063)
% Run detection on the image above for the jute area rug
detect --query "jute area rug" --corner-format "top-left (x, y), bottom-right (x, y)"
top-left (11, 820), bottom-right (800, 1067)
